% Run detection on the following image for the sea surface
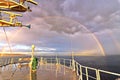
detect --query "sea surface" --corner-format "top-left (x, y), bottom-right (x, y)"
top-left (40, 55), bottom-right (120, 73)
top-left (40, 55), bottom-right (120, 80)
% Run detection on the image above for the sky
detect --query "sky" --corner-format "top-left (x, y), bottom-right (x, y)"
top-left (0, 0), bottom-right (120, 56)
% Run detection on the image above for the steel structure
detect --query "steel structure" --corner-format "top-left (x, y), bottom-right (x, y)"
top-left (0, 0), bottom-right (37, 27)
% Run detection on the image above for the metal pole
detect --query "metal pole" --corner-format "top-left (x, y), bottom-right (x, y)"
top-left (72, 52), bottom-right (75, 71)
top-left (31, 45), bottom-right (35, 58)
top-left (70, 60), bottom-right (71, 68)
top-left (76, 63), bottom-right (79, 76)
top-left (96, 70), bottom-right (101, 80)
top-left (80, 65), bottom-right (83, 80)
top-left (72, 59), bottom-right (75, 71)
top-left (51, 58), bottom-right (52, 70)
top-left (64, 59), bottom-right (65, 75)
top-left (86, 67), bottom-right (89, 80)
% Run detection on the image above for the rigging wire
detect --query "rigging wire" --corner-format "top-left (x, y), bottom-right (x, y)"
top-left (3, 27), bottom-right (12, 53)
top-left (8, 64), bottom-right (18, 80)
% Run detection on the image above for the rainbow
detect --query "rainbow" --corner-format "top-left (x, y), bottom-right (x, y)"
top-left (43, 16), bottom-right (105, 56)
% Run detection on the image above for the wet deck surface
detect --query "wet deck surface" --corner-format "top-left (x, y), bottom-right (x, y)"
top-left (0, 63), bottom-right (78, 80)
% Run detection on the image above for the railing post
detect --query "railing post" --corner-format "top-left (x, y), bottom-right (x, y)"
top-left (80, 65), bottom-right (83, 80)
top-left (76, 63), bottom-right (79, 76)
top-left (5, 58), bottom-right (8, 65)
top-left (10, 58), bottom-right (13, 64)
top-left (56, 57), bottom-right (58, 65)
top-left (51, 58), bottom-right (52, 70)
top-left (58, 58), bottom-right (61, 72)
top-left (70, 60), bottom-right (71, 68)
top-left (64, 59), bottom-right (66, 75)
top-left (40, 57), bottom-right (43, 64)
top-left (8, 58), bottom-right (10, 64)
top-left (72, 59), bottom-right (75, 71)
top-left (86, 67), bottom-right (89, 80)
top-left (58, 58), bottom-right (60, 65)
top-left (56, 57), bottom-right (59, 72)
top-left (44, 58), bottom-right (47, 70)
top-left (0, 58), bottom-right (1, 66)
top-left (96, 69), bottom-right (101, 80)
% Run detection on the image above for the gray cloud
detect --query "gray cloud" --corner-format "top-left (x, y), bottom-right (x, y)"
top-left (1, 0), bottom-right (120, 55)
top-left (44, 16), bottom-right (89, 34)
top-left (27, 0), bottom-right (120, 34)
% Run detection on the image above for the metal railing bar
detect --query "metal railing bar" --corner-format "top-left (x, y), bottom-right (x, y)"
top-left (99, 69), bottom-right (120, 76)
top-left (82, 73), bottom-right (97, 80)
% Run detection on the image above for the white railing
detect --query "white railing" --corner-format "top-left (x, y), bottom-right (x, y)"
top-left (0, 57), bottom-right (120, 80)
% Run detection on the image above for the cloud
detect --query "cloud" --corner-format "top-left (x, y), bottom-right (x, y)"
top-left (44, 16), bottom-right (89, 34)
top-left (28, 0), bottom-right (120, 34)
top-left (93, 15), bottom-right (103, 23)
top-left (118, 0), bottom-right (120, 4)
top-left (12, 45), bottom-right (56, 52)
top-left (1, 0), bottom-right (120, 55)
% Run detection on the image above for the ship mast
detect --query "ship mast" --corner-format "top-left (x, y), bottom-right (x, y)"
top-left (0, 1), bottom-right (38, 80)
top-left (0, 0), bottom-right (38, 53)
top-left (0, 0), bottom-right (38, 28)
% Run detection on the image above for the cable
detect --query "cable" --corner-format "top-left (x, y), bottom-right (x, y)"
top-left (9, 64), bottom-right (18, 80)
top-left (3, 27), bottom-right (12, 53)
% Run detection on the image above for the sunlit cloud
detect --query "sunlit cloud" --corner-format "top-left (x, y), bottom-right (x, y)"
top-left (0, 0), bottom-right (120, 55)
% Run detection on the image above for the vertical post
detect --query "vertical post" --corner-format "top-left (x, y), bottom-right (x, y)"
top-left (80, 65), bottom-right (83, 80)
top-left (96, 69), bottom-right (101, 80)
top-left (40, 57), bottom-right (43, 64)
top-left (51, 58), bottom-right (52, 70)
top-left (8, 58), bottom-right (10, 64)
top-left (30, 45), bottom-right (35, 71)
top-left (0, 58), bottom-right (1, 66)
top-left (58, 58), bottom-right (60, 65)
top-left (58, 58), bottom-right (61, 72)
top-left (30, 45), bottom-right (38, 80)
top-left (6, 58), bottom-right (8, 70)
top-left (55, 54), bottom-right (58, 77)
top-left (70, 60), bottom-right (71, 68)
top-left (72, 52), bottom-right (75, 71)
top-left (56, 54), bottom-right (58, 65)
top-left (45, 58), bottom-right (47, 70)
top-left (39, 58), bottom-right (42, 70)
top-left (86, 67), bottom-right (88, 80)
top-left (31, 44), bottom-right (38, 71)
top-left (72, 58), bottom-right (75, 71)
top-left (5, 58), bottom-right (7, 66)
top-left (64, 59), bottom-right (65, 75)
top-left (11, 58), bottom-right (13, 64)
top-left (32, 45), bottom-right (35, 58)
top-left (76, 63), bottom-right (79, 76)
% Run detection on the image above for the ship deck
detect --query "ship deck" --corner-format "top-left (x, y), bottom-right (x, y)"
top-left (0, 57), bottom-right (120, 80)
top-left (0, 63), bottom-right (78, 80)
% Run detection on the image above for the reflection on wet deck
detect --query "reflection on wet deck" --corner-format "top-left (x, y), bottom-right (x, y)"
top-left (0, 63), bottom-right (78, 80)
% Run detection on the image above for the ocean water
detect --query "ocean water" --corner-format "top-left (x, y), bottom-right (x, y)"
top-left (41, 55), bottom-right (120, 80)
top-left (40, 55), bottom-right (120, 73)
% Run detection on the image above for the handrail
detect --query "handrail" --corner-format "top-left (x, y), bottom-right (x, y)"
top-left (0, 57), bottom-right (120, 80)
top-left (99, 69), bottom-right (120, 76)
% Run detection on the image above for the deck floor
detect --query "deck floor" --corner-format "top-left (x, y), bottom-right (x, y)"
top-left (0, 63), bottom-right (78, 80)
